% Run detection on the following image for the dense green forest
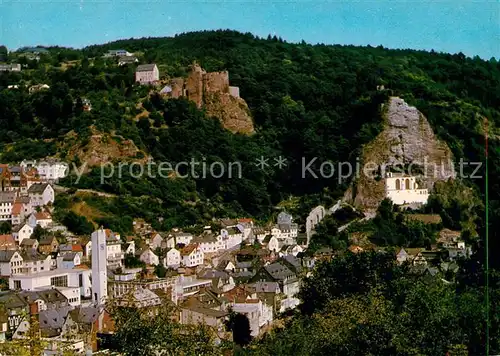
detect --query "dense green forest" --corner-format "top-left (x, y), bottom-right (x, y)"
top-left (1, 31), bottom-right (498, 235)
top-left (1, 29), bottom-right (499, 355)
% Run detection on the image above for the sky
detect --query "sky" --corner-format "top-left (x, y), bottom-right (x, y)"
top-left (1, 0), bottom-right (499, 59)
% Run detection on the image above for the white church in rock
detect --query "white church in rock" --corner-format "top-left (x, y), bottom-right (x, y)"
top-left (385, 172), bottom-right (429, 205)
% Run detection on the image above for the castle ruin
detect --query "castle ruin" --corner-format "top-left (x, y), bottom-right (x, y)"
top-left (161, 63), bottom-right (253, 134)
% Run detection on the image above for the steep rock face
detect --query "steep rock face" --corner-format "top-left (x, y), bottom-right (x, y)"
top-left (204, 91), bottom-right (254, 134)
top-left (59, 127), bottom-right (149, 172)
top-left (343, 97), bottom-right (455, 210)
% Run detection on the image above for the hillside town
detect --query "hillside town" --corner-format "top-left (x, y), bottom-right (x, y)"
top-left (0, 155), bottom-right (473, 354)
top-left (0, 28), bottom-right (495, 355)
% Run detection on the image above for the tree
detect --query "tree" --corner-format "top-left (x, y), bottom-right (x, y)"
top-left (0, 221), bottom-right (11, 234)
top-left (124, 253), bottom-right (145, 268)
top-left (0, 46), bottom-right (7, 62)
top-left (225, 311), bottom-right (252, 347)
top-left (108, 302), bottom-right (220, 356)
top-left (154, 262), bottom-right (167, 278)
top-left (31, 225), bottom-right (48, 241)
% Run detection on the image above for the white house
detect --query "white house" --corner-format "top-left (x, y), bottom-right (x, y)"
top-left (135, 64), bottom-right (159, 85)
top-left (267, 236), bottom-right (280, 253)
top-left (116, 288), bottom-right (162, 309)
top-left (55, 286), bottom-right (81, 307)
top-left (118, 56), bottom-right (138, 66)
top-left (385, 172), bottom-right (429, 205)
top-left (9, 268), bottom-right (92, 298)
top-left (27, 183), bottom-right (55, 207)
top-left (28, 212), bottom-right (52, 228)
top-left (106, 237), bottom-right (123, 270)
top-left (169, 230), bottom-right (193, 247)
top-left (10, 202), bottom-right (25, 226)
top-left (230, 299), bottom-right (273, 337)
top-left (252, 227), bottom-right (267, 244)
top-left (139, 248), bottom-right (159, 266)
top-left (180, 244), bottom-right (204, 268)
top-left (33, 160), bottom-right (69, 182)
top-left (0, 250), bottom-right (23, 276)
top-left (192, 233), bottom-right (223, 254)
top-left (125, 240), bottom-right (135, 255)
top-left (104, 49), bottom-right (132, 57)
top-left (220, 227), bottom-right (244, 250)
top-left (0, 192), bottom-right (17, 222)
top-left (279, 244), bottom-right (303, 257)
top-left (62, 252), bottom-right (81, 269)
top-left (164, 248), bottom-right (181, 268)
top-left (18, 252), bottom-right (52, 274)
top-left (147, 232), bottom-right (163, 250)
top-left (12, 223), bottom-right (34, 244)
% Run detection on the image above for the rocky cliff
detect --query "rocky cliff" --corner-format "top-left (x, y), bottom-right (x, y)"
top-left (204, 91), bottom-right (254, 134)
top-left (58, 127), bottom-right (149, 171)
top-left (163, 63), bottom-right (255, 135)
top-left (343, 97), bottom-right (455, 210)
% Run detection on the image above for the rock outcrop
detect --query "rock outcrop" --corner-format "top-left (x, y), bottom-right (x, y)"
top-left (343, 97), bottom-right (455, 210)
top-left (162, 63), bottom-right (255, 135)
top-left (59, 127), bottom-right (149, 171)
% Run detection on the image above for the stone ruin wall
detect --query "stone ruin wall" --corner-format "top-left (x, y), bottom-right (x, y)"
top-left (185, 65), bottom-right (205, 108)
top-left (170, 78), bottom-right (185, 99)
top-left (203, 71), bottom-right (230, 95)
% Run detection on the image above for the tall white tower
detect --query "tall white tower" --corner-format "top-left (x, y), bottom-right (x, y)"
top-left (91, 227), bottom-right (108, 305)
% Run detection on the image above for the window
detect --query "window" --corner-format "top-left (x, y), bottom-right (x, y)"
top-left (50, 275), bottom-right (68, 287)
top-left (13, 281), bottom-right (21, 289)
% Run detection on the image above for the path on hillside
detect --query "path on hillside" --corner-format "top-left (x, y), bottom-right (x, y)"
top-left (54, 185), bottom-right (117, 198)
top-left (338, 211), bottom-right (376, 233)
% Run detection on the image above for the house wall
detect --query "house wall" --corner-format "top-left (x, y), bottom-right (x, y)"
top-left (135, 67), bottom-right (159, 84)
top-left (106, 242), bottom-right (123, 269)
top-left (198, 241), bottom-right (220, 253)
top-left (0, 202), bottom-right (13, 222)
top-left (268, 237), bottom-right (279, 252)
top-left (150, 235), bottom-right (163, 250)
top-left (220, 229), bottom-right (243, 250)
top-left (175, 234), bottom-right (193, 246)
top-left (29, 186), bottom-right (55, 207)
top-left (14, 224), bottom-right (33, 244)
top-left (229, 86), bottom-right (240, 98)
top-left (182, 249), bottom-right (204, 267)
top-left (140, 250), bottom-right (159, 266)
top-left (385, 176), bottom-right (429, 205)
top-left (56, 286), bottom-right (81, 307)
top-left (231, 303), bottom-right (260, 337)
top-left (180, 309), bottom-right (223, 331)
top-left (165, 249), bottom-right (181, 268)
top-left (36, 163), bottom-right (68, 181)
top-left (0, 252), bottom-right (23, 275)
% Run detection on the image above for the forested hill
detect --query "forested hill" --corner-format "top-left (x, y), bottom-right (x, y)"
top-left (0, 30), bottom-right (499, 242)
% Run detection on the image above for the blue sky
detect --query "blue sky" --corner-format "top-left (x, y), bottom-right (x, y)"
top-left (1, 0), bottom-right (499, 59)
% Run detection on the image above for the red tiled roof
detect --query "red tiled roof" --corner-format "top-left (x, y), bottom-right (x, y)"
top-left (35, 212), bottom-right (52, 220)
top-left (0, 235), bottom-right (15, 249)
top-left (71, 245), bottom-right (83, 252)
top-left (238, 218), bottom-right (253, 223)
top-left (11, 202), bottom-right (22, 215)
top-left (73, 264), bottom-right (89, 270)
top-left (180, 244), bottom-right (199, 256)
